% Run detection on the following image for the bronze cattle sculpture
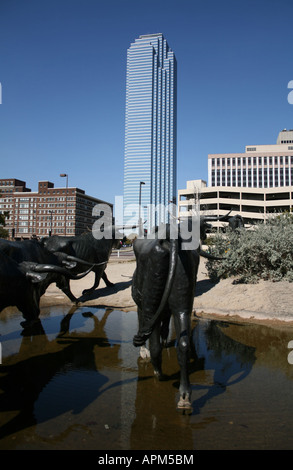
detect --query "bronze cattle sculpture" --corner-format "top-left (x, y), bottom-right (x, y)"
top-left (0, 239), bottom-right (95, 326)
top-left (41, 228), bottom-right (125, 301)
top-left (131, 220), bottom-right (222, 411)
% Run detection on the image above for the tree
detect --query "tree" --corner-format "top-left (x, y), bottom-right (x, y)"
top-left (0, 210), bottom-right (10, 239)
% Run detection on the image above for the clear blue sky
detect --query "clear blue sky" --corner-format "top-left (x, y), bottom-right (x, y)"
top-left (1, 0), bottom-right (293, 207)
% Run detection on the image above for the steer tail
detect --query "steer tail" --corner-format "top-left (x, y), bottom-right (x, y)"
top-left (198, 248), bottom-right (225, 261)
top-left (133, 238), bottom-right (178, 347)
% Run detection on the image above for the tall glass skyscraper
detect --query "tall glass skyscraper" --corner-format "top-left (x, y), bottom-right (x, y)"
top-left (123, 33), bottom-right (177, 229)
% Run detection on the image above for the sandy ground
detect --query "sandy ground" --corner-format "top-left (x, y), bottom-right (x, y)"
top-left (41, 251), bottom-right (293, 326)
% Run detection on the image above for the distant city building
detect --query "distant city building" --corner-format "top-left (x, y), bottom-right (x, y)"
top-left (178, 179), bottom-right (293, 227)
top-left (0, 179), bottom-right (113, 239)
top-left (123, 33), bottom-right (177, 228)
top-left (208, 130), bottom-right (293, 188)
top-left (179, 131), bottom-right (293, 228)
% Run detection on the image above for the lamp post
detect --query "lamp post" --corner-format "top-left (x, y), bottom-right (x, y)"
top-left (49, 210), bottom-right (53, 237)
top-left (138, 181), bottom-right (145, 237)
top-left (60, 173), bottom-right (68, 236)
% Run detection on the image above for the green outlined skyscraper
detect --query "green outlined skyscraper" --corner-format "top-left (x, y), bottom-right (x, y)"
top-left (123, 33), bottom-right (177, 229)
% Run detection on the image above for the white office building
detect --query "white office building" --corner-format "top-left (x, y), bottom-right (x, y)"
top-left (208, 130), bottom-right (293, 188)
top-left (179, 131), bottom-right (293, 228)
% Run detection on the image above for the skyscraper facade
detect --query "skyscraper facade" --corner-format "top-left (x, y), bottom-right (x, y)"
top-left (123, 33), bottom-right (177, 229)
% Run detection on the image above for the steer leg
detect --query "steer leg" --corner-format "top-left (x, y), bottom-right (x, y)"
top-left (173, 311), bottom-right (192, 410)
top-left (82, 267), bottom-right (105, 296)
top-left (102, 271), bottom-right (114, 287)
top-left (56, 276), bottom-right (78, 303)
top-left (149, 324), bottom-right (163, 379)
top-left (20, 290), bottom-right (42, 328)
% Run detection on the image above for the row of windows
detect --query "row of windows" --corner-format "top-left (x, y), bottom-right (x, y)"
top-left (211, 167), bottom-right (293, 187)
top-left (211, 156), bottom-right (293, 166)
top-left (0, 180), bottom-right (14, 186)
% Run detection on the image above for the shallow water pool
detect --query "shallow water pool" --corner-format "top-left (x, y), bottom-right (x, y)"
top-left (1, 305), bottom-right (293, 450)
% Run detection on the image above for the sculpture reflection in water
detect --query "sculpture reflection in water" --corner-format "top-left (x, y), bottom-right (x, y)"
top-left (0, 308), bottom-right (257, 448)
top-left (0, 307), bottom-right (120, 441)
top-left (191, 319), bottom-right (256, 412)
top-left (129, 318), bottom-right (256, 449)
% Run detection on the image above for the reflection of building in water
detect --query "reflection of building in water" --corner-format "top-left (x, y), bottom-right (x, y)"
top-left (130, 336), bottom-right (194, 450)
top-left (119, 311), bottom-right (139, 449)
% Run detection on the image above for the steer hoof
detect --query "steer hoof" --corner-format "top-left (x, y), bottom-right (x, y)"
top-left (20, 318), bottom-right (41, 329)
top-left (82, 288), bottom-right (93, 296)
top-left (139, 345), bottom-right (150, 359)
top-left (177, 394), bottom-right (192, 412)
top-left (133, 331), bottom-right (152, 347)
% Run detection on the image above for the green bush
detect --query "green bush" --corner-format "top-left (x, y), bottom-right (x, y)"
top-left (206, 213), bottom-right (293, 283)
top-left (0, 226), bottom-right (9, 239)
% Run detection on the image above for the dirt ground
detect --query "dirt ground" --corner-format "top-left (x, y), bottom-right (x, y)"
top-left (41, 255), bottom-right (293, 326)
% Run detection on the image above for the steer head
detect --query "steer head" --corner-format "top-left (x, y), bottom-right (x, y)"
top-left (19, 261), bottom-right (96, 283)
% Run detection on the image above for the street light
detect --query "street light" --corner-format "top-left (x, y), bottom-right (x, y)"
top-left (60, 173), bottom-right (68, 236)
top-left (138, 181), bottom-right (145, 237)
top-left (49, 210), bottom-right (53, 237)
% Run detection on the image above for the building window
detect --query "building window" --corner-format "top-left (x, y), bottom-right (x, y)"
top-left (275, 168), bottom-right (279, 185)
top-left (285, 167), bottom-right (290, 185)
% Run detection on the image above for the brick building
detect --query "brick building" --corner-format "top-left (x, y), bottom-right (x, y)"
top-left (0, 178), bottom-right (113, 239)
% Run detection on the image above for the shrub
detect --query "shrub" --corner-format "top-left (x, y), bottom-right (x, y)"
top-left (0, 227), bottom-right (9, 239)
top-left (206, 213), bottom-right (293, 283)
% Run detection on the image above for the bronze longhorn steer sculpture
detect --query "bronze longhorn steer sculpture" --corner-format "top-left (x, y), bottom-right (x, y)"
top-left (0, 239), bottom-right (102, 327)
top-left (200, 211), bottom-right (244, 238)
top-left (131, 220), bottom-right (223, 411)
top-left (41, 224), bottom-right (137, 302)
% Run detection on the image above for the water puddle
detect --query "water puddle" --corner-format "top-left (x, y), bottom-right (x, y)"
top-left (1, 305), bottom-right (293, 450)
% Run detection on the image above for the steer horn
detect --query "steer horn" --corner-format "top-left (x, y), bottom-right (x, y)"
top-left (22, 261), bottom-right (106, 280)
top-left (61, 255), bottom-right (109, 267)
top-left (31, 264), bottom-right (95, 279)
top-left (114, 222), bottom-right (146, 231)
top-left (202, 211), bottom-right (232, 221)
top-left (178, 211), bottom-right (232, 222)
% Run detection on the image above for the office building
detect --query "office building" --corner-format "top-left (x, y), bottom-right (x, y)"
top-left (179, 179), bottom-right (293, 227)
top-left (123, 33), bottom-right (177, 228)
top-left (0, 178), bottom-right (113, 239)
top-left (208, 130), bottom-right (293, 188)
top-left (179, 131), bottom-right (293, 228)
